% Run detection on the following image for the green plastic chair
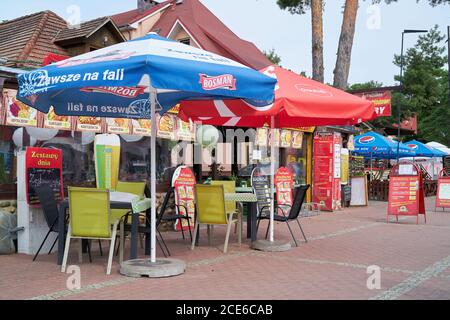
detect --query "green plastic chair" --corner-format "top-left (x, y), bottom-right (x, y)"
top-left (61, 187), bottom-right (123, 275)
top-left (111, 181), bottom-right (146, 223)
top-left (191, 185), bottom-right (240, 253)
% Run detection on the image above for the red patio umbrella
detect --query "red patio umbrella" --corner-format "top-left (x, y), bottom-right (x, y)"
top-left (178, 65), bottom-right (376, 128)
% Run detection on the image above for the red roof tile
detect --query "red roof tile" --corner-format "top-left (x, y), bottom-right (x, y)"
top-left (111, 1), bottom-right (172, 27)
top-left (151, 0), bottom-right (272, 70)
top-left (0, 11), bottom-right (69, 69)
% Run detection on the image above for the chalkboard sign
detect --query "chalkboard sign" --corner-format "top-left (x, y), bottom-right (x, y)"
top-left (251, 167), bottom-right (272, 217)
top-left (26, 147), bottom-right (64, 206)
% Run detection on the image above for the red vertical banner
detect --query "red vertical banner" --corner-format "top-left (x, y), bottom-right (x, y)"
top-left (275, 167), bottom-right (294, 207)
top-left (388, 162), bottom-right (426, 224)
top-left (436, 170), bottom-right (450, 210)
top-left (171, 166), bottom-right (196, 231)
top-left (25, 147), bottom-right (64, 206)
top-left (313, 132), bottom-right (333, 211)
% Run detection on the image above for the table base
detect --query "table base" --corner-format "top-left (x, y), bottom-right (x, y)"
top-left (251, 240), bottom-right (291, 252)
top-left (120, 258), bottom-right (186, 278)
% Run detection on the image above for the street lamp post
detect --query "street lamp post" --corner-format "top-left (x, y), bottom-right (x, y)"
top-left (397, 29), bottom-right (428, 161)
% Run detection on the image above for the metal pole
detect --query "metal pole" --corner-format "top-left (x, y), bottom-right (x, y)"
top-left (447, 26), bottom-right (450, 108)
top-left (397, 32), bottom-right (405, 162)
top-left (150, 90), bottom-right (157, 263)
top-left (269, 117), bottom-right (275, 243)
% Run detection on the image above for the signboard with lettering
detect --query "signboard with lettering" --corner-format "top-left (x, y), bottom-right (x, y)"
top-left (251, 166), bottom-right (272, 217)
top-left (43, 106), bottom-right (72, 130)
top-left (436, 169), bottom-right (450, 210)
top-left (25, 147), bottom-right (64, 206)
top-left (275, 167), bottom-right (294, 210)
top-left (313, 132), bottom-right (342, 211)
top-left (387, 162), bottom-right (426, 224)
top-left (172, 166), bottom-right (196, 232)
top-left (354, 90), bottom-right (391, 117)
top-left (3, 89), bottom-right (38, 127)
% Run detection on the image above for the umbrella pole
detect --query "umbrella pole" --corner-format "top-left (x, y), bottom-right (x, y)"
top-left (150, 89), bottom-right (157, 264)
top-left (269, 118), bottom-right (275, 243)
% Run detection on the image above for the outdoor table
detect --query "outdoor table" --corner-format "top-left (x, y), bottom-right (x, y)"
top-left (224, 192), bottom-right (258, 242)
top-left (57, 191), bottom-right (151, 265)
top-left (235, 186), bottom-right (254, 193)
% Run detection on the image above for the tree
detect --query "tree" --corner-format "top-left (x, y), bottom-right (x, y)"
top-left (393, 26), bottom-right (449, 145)
top-left (333, 0), bottom-right (359, 89)
top-left (351, 27), bottom-right (450, 145)
top-left (277, 0), bottom-right (325, 82)
top-left (264, 48), bottom-right (282, 65)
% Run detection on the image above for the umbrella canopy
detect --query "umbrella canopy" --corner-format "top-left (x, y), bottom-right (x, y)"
top-left (16, 33), bottom-right (276, 265)
top-left (178, 65), bottom-right (376, 128)
top-left (17, 33), bottom-right (276, 118)
top-left (405, 140), bottom-right (448, 157)
top-left (354, 132), bottom-right (416, 159)
top-left (426, 142), bottom-right (450, 156)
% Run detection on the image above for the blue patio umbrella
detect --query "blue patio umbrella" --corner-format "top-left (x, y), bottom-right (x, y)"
top-left (354, 132), bottom-right (416, 159)
top-left (404, 140), bottom-right (448, 158)
top-left (16, 33), bottom-right (276, 265)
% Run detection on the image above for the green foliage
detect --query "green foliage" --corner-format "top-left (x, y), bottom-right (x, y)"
top-left (351, 26), bottom-right (449, 146)
top-left (263, 48), bottom-right (282, 65)
top-left (276, 0), bottom-right (312, 14)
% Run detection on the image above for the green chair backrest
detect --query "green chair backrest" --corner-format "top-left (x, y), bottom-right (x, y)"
top-left (111, 181), bottom-right (146, 222)
top-left (194, 185), bottom-right (227, 225)
top-left (68, 187), bottom-right (111, 238)
top-left (211, 181), bottom-right (236, 214)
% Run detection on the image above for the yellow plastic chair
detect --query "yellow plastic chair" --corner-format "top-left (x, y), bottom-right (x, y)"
top-left (111, 181), bottom-right (146, 222)
top-left (211, 180), bottom-right (242, 240)
top-left (61, 187), bottom-right (123, 275)
top-left (191, 185), bottom-right (240, 253)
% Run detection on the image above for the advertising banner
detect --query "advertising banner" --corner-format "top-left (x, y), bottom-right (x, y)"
top-left (292, 131), bottom-right (304, 149)
top-left (43, 106), bottom-right (72, 130)
top-left (25, 147), bottom-right (64, 206)
top-left (106, 118), bottom-right (131, 134)
top-left (256, 127), bottom-right (268, 147)
top-left (275, 167), bottom-right (294, 209)
top-left (94, 134), bottom-right (121, 190)
top-left (280, 130), bottom-right (292, 148)
top-left (132, 119), bottom-right (152, 136)
top-left (354, 90), bottom-right (391, 117)
top-left (387, 163), bottom-right (426, 223)
top-left (157, 113), bottom-right (176, 140)
top-left (313, 132), bottom-right (334, 211)
top-left (3, 89), bottom-right (38, 127)
top-left (76, 116), bottom-right (102, 132)
top-left (436, 170), bottom-right (450, 210)
top-left (177, 118), bottom-right (195, 141)
top-left (172, 166), bottom-right (196, 232)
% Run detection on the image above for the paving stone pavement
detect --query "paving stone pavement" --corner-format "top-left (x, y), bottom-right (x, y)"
top-left (1, 197), bottom-right (449, 300)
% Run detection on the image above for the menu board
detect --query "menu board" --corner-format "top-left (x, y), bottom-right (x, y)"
top-left (172, 166), bottom-right (196, 231)
top-left (256, 128), bottom-right (268, 146)
top-left (157, 114), bottom-right (176, 140)
top-left (25, 147), bottom-right (64, 206)
top-left (177, 118), bottom-right (195, 141)
top-left (44, 106), bottom-right (72, 130)
top-left (251, 167), bottom-right (272, 217)
top-left (3, 89), bottom-right (38, 127)
top-left (313, 132), bottom-right (342, 211)
top-left (76, 116), bottom-right (102, 132)
top-left (280, 130), bottom-right (292, 148)
top-left (275, 167), bottom-right (294, 209)
top-left (292, 131), bottom-right (304, 149)
top-left (132, 119), bottom-right (152, 136)
top-left (436, 176), bottom-right (450, 209)
top-left (388, 176), bottom-right (421, 215)
top-left (106, 118), bottom-right (130, 134)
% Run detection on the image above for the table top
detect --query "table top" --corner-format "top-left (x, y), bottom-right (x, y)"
top-left (60, 191), bottom-right (151, 213)
top-left (225, 193), bottom-right (257, 203)
top-left (235, 187), bottom-right (254, 193)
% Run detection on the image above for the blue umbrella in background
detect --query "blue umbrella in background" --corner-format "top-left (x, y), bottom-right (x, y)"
top-left (16, 33), bottom-right (276, 265)
top-left (405, 140), bottom-right (448, 158)
top-left (354, 132), bottom-right (415, 159)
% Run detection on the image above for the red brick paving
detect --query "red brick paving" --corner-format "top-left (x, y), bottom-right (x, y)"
top-left (1, 197), bottom-right (450, 300)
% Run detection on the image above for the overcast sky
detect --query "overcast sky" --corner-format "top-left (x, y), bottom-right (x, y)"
top-left (2, 0), bottom-right (449, 86)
